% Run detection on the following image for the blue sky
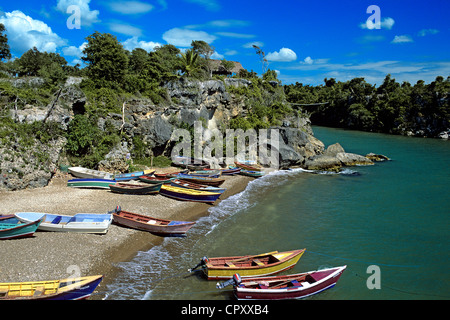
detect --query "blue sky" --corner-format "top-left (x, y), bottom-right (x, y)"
top-left (0, 0), bottom-right (449, 85)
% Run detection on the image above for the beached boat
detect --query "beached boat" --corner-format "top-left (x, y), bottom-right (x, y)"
top-left (67, 178), bottom-right (116, 189)
top-left (177, 173), bottom-right (225, 187)
top-left (217, 266), bottom-right (346, 300)
top-left (188, 170), bottom-right (222, 178)
top-left (0, 275), bottom-right (103, 300)
top-left (109, 182), bottom-right (162, 195)
top-left (160, 185), bottom-right (221, 203)
top-left (0, 216), bottom-right (43, 240)
top-left (14, 212), bottom-right (113, 234)
top-left (139, 175), bottom-right (173, 184)
top-left (239, 169), bottom-right (265, 178)
top-left (220, 166), bottom-right (241, 175)
top-left (235, 161), bottom-right (264, 172)
top-left (111, 206), bottom-right (195, 235)
top-left (113, 169), bottom-right (154, 181)
top-left (172, 156), bottom-right (210, 170)
top-left (68, 166), bottom-right (114, 179)
top-left (170, 179), bottom-right (226, 194)
top-left (189, 249), bottom-right (305, 280)
top-left (154, 169), bottom-right (188, 179)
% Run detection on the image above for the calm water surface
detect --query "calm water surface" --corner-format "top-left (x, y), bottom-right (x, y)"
top-left (101, 126), bottom-right (449, 300)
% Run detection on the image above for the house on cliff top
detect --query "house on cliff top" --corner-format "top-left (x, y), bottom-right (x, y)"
top-left (210, 59), bottom-right (245, 76)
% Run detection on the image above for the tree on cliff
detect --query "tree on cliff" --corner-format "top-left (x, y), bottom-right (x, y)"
top-left (82, 32), bottom-right (128, 89)
top-left (0, 23), bottom-right (11, 62)
top-left (180, 49), bottom-right (200, 77)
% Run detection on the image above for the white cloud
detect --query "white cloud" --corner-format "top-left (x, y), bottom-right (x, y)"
top-left (211, 51), bottom-right (224, 59)
top-left (162, 28), bottom-right (216, 47)
top-left (109, 22), bottom-right (142, 36)
top-left (266, 48), bottom-right (297, 62)
top-left (0, 10), bottom-right (67, 55)
top-left (418, 29), bottom-right (439, 37)
top-left (216, 32), bottom-right (255, 39)
top-left (224, 49), bottom-right (238, 56)
top-left (303, 56), bottom-right (313, 65)
top-left (107, 1), bottom-right (154, 14)
top-left (122, 36), bottom-right (162, 52)
top-left (184, 0), bottom-right (220, 11)
top-left (391, 35), bottom-right (413, 44)
top-left (360, 17), bottom-right (395, 30)
top-left (56, 0), bottom-right (100, 26)
top-left (62, 42), bottom-right (87, 57)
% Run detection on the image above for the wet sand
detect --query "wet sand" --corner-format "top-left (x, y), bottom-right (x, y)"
top-left (0, 169), bottom-right (251, 297)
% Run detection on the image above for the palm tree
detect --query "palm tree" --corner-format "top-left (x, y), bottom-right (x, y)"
top-left (180, 49), bottom-right (200, 77)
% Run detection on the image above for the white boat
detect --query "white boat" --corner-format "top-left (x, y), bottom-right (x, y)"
top-left (14, 212), bottom-right (113, 234)
top-left (68, 167), bottom-right (114, 180)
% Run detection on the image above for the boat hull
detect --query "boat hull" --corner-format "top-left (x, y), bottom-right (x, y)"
top-left (67, 178), bottom-right (115, 189)
top-left (204, 249), bottom-right (305, 280)
top-left (112, 210), bottom-right (195, 235)
top-left (68, 167), bottom-right (113, 179)
top-left (14, 212), bottom-right (112, 234)
top-left (0, 218), bottom-right (42, 240)
top-left (109, 182), bottom-right (162, 195)
top-left (170, 179), bottom-right (225, 194)
top-left (177, 173), bottom-right (225, 187)
top-left (160, 185), bottom-right (221, 203)
top-left (234, 266), bottom-right (346, 300)
top-left (0, 275), bottom-right (103, 300)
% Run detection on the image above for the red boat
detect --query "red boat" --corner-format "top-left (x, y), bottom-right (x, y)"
top-left (217, 265), bottom-right (346, 300)
top-left (139, 175), bottom-right (173, 184)
top-left (234, 161), bottom-right (264, 172)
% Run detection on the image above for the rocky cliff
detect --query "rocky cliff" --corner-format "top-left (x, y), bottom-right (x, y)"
top-left (0, 77), bottom-right (376, 190)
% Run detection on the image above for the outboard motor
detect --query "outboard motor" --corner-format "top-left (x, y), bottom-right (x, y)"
top-left (108, 205), bottom-right (121, 214)
top-left (188, 256), bottom-right (209, 272)
top-left (216, 274), bottom-right (242, 289)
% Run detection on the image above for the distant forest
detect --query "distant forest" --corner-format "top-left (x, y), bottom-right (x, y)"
top-left (285, 75), bottom-right (449, 138)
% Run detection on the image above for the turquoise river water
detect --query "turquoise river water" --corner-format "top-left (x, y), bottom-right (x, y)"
top-left (100, 126), bottom-right (449, 300)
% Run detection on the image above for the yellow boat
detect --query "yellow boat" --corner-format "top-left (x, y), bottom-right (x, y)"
top-left (0, 275), bottom-right (103, 300)
top-left (160, 184), bottom-right (221, 203)
top-left (189, 249), bottom-right (305, 280)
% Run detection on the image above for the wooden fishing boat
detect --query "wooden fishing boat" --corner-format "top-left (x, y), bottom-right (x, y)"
top-left (154, 170), bottom-right (188, 178)
top-left (68, 166), bottom-right (114, 179)
top-left (239, 169), bottom-right (265, 178)
top-left (188, 170), bottom-right (222, 178)
top-left (14, 212), bottom-right (113, 234)
top-left (113, 169), bottom-right (154, 181)
top-left (235, 161), bottom-right (264, 172)
top-left (0, 216), bottom-right (43, 240)
top-left (189, 249), bottom-right (306, 280)
top-left (67, 178), bottom-right (116, 189)
top-left (220, 166), bottom-right (241, 175)
top-left (139, 175), bottom-right (173, 184)
top-left (172, 156), bottom-right (210, 170)
top-left (170, 179), bottom-right (226, 194)
top-left (160, 185), bottom-right (221, 203)
top-left (217, 266), bottom-right (346, 300)
top-left (111, 206), bottom-right (195, 235)
top-left (177, 173), bottom-right (225, 187)
top-left (109, 182), bottom-right (162, 195)
top-left (0, 275), bottom-right (103, 300)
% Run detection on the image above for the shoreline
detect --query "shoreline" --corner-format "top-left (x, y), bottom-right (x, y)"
top-left (0, 169), bottom-right (252, 299)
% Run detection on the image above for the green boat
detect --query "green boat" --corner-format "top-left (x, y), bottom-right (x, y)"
top-left (67, 178), bottom-right (116, 189)
top-left (0, 216), bottom-right (42, 240)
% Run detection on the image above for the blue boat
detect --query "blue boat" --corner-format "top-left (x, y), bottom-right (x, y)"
top-left (170, 179), bottom-right (226, 194)
top-left (160, 185), bottom-right (221, 203)
top-left (177, 173), bottom-right (225, 186)
top-left (0, 215), bottom-right (42, 240)
top-left (113, 169), bottom-right (155, 181)
top-left (0, 275), bottom-right (103, 300)
top-left (239, 169), bottom-right (265, 177)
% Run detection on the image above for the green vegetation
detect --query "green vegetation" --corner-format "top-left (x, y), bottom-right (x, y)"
top-left (285, 75), bottom-right (450, 136)
top-left (1, 21), bottom-right (448, 176)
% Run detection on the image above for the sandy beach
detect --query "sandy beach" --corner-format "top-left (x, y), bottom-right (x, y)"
top-left (0, 169), bottom-right (252, 297)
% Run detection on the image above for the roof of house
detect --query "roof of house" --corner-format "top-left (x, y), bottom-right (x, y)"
top-left (209, 59), bottom-right (245, 74)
